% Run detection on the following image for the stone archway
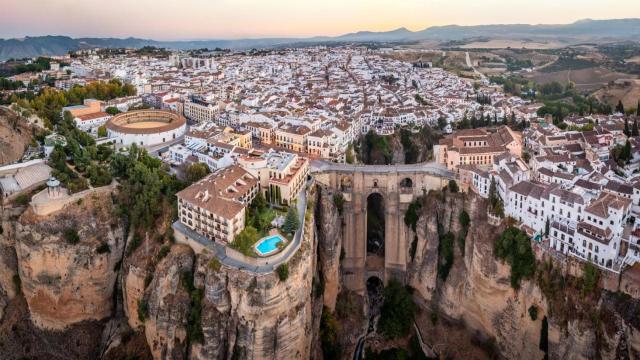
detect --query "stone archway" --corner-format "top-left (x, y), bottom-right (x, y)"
top-left (366, 192), bottom-right (385, 272)
top-left (399, 177), bottom-right (413, 193)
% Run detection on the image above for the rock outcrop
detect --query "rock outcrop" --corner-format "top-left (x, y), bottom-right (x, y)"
top-left (143, 244), bottom-right (194, 360)
top-left (407, 191), bottom-right (640, 359)
top-left (315, 186), bottom-right (343, 310)
top-left (14, 191), bottom-right (124, 330)
top-left (190, 210), bottom-right (316, 360)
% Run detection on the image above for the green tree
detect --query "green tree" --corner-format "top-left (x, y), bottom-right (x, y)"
top-left (581, 262), bottom-right (600, 295)
top-left (633, 119), bottom-right (639, 137)
top-left (494, 227), bottom-right (536, 289)
top-left (282, 206), bottom-right (300, 235)
top-left (185, 162), bottom-right (210, 184)
top-left (378, 280), bottom-right (416, 339)
top-left (276, 263), bottom-right (289, 281)
top-left (624, 118), bottom-right (631, 137)
top-left (320, 307), bottom-right (342, 359)
top-left (229, 226), bottom-right (260, 256)
top-left (87, 163), bottom-right (112, 187)
top-left (437, 117), bottom-right (447, 130)
top-left (97, 125), bottom-right (108, 138)
top-left (345, 143), bottom-right (355, 164)
top-left (616, 100), bottom-right (625, 114)
top-left (105, 106), bottom-right (121, 115)
top-left (64, 228), bottom-right (80, 245)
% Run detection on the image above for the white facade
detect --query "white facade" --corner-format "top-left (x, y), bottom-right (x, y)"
top-left (108, 124), bottom-right (186, 147)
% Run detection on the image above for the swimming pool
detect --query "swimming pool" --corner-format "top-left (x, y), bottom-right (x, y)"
top-left (255, 234), bottom-right (286, 256)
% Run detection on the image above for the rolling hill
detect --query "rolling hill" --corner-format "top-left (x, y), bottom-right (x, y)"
top-left (1, 18), bottom-right (639, 60)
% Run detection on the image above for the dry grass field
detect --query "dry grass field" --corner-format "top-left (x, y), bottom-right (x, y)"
top-left (460, 39), bottom-right (565, 50)
top-left (593, 79), bottom-right (640, 109)
top-left (524, 67), bottom-right (635, 91)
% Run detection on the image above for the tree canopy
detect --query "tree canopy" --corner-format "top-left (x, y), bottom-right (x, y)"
top-left (494, 227), bottom-right (536, 289)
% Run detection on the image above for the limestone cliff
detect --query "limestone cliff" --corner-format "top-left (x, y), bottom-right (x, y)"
top-left (14, 191), bottom-right (124, 330)
top-left (0, 207), bottom-right (20, 322)
top-left (190, 209), bottom-right (316, 360)
top-left (407, 191), bottom-right (640, 360)
top-left (314, 186), bottom-right (343, 310)
top-left (143, 244), bottom-right (194, 360)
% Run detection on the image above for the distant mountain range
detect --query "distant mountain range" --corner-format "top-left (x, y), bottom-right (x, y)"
top-left (1, 18), bottom-right (639, 60)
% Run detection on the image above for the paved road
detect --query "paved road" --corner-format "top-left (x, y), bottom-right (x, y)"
top-left (173, 187), bottom-right (308, 273)
top-left (310, 159), bottom-right (455, 179)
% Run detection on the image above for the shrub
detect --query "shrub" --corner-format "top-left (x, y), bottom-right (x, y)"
top-left (63, 228), bottom-right (80, 245)
top-left (494, 227), bottom-right (536, 289)
top-left (404, 198), bottom-right (422, 232)
top-left (185, 162), bottom-right (210, 184)
top-left (158, 245), bottom-right (171, 259)
top-left (180, 270), bottom-right (204, 343)
top-left (528, 305), bottom-right (538, 321)
top-left (96, 242), bottom-right (111, 254)
top-left (378, 279), bottom-right (416, 339)
top-left (320, 307), bottom-right (342, 359)
top-left (277, 263), bottom-right (289, 281)
top-left (208, 257), bottom-right (221, 272)
top-left (14, 193), bottom-right (29, 206)
top-left (187, 288), bottom-right (204, 343)
top-left (282, 206), bottom-right (300, 235)
top-left (229, 226), bottom-right (259, 256)
top-left (127, 233), bottom-right (142, 256)
top-left (137, 299), bottom-right (149, 322)
top-left (581, 262), bottom-right (600, 295)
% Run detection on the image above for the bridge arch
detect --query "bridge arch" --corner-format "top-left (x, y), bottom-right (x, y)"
top-left (399, 177), bottom-right (413, 192)
top-left (315, 160), bottom-right (454, 294)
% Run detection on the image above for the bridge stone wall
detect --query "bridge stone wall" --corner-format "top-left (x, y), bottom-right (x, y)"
top-left (320, 164), bottom-right (451, 293)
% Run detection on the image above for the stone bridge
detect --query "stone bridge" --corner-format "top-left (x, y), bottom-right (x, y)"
top-left (311, 160), bottom-right (454, 293)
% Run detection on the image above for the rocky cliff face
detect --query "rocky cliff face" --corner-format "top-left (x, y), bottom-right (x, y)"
top-left (189, 211), bottom-right (316, 360)
top-left (14, 191), bottom-right (124, 330)
top-left (407, 191), bottom-right (640, 360)
top-left (314, 186), bottom-right (343, 310)
top-left (143, 244), bottom-right (194, 360)
top-left (0, 208), bottom-right (20, 323)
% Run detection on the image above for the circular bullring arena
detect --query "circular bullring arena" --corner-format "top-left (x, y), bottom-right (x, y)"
top-left (106, 110), bottom-right (186, 147)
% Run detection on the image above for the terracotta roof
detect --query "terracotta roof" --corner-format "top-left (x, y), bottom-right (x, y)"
top-left (76, 112), bottom-right (110, 121)
top-left (176, 165), bottom-right (257, 219)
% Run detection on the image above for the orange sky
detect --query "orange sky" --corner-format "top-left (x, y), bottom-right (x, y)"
top-left (1, 0), bottom-right (639, 39)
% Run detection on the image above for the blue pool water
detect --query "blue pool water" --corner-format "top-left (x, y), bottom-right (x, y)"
top-left (255, 235), bottom-right (285, 256)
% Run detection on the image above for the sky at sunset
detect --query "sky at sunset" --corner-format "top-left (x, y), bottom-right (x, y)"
top-left (1, 0), bottom-right (639, 40)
